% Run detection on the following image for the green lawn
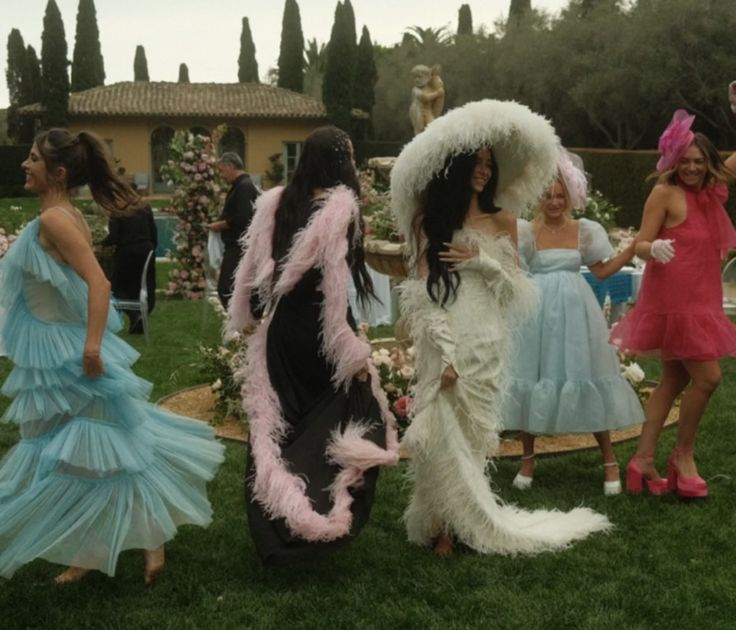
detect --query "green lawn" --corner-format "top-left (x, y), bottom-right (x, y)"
top-left (1, 301), bottom-right (735, 629)
top-left (0, 197), bottom-right (173, 235)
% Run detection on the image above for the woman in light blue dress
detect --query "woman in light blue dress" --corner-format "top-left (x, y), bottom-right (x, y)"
top-left (0, 129), bottom-right (224, 583)
top-left (504, 152), bottom-right (643, 494)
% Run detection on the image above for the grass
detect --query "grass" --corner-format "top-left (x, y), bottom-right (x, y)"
top-left (1, 301), bottom-right (736, 630)
top-left (0, 197), bottom-right (174, 234)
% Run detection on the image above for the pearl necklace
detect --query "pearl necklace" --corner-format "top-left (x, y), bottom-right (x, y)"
top-left (540, 218), bottom-right (569, 234)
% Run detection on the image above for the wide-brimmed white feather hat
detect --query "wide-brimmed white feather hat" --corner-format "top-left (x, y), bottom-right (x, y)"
top-left (390, 99), bottom-right (560, 254)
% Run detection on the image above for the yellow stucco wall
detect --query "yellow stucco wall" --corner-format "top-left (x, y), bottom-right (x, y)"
top-left (69, 116), bottom-right (323, 192)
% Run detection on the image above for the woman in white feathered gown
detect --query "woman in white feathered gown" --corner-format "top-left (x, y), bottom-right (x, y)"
top-left (392, 100), bottom-right (612, 556)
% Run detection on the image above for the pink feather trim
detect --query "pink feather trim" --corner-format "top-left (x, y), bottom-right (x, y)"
top-left (226, 187), bottom-right (283, 334)
top-left (326, 422), bottom-right (400, 469)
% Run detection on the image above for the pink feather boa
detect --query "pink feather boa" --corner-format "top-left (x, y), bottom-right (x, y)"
top-left (228, 186), bottom-right (399, 542)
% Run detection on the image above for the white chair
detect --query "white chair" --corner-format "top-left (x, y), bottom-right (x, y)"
top-left (723, 257), bottom-right (736, 316)
top-left (113, 250), bottom-right (154, 343)
top-left (201, 234), bottom-right (223, 331)
top-left (133, 173), bottom-right (149, 193)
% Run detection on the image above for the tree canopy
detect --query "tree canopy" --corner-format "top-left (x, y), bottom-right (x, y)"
top-left (238, 17), bottom-right (259, 83)
top-left (457, 4), bottom-right (473, 36)
top-left (371, 0), bottom-right (736, 149)
top-left (277, 0), bottom-right (304, 92)
top-left (6, 29), bottom-right (30, 140)
top-left (354, 26), bottom-right (377, 117)
top-left (322, 2), bottom-right (354, 131)
top-left (71, 0), bottom-right (105, 92)
top-left (178, 63), bottom-right (190, 83)
top-left (133, 44), bottom-right (149, 81)
top-left (41, 0), bottom-right (70, 127)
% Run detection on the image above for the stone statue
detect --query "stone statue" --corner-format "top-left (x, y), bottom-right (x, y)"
top-left (409, 64), bottom-right (445, 135)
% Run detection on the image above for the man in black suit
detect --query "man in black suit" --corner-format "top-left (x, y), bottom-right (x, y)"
top-left (208, 152), bottom-right (259, 308)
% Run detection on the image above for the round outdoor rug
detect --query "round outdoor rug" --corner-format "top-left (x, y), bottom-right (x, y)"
top-left (158, 384), bottom-right (679, 457)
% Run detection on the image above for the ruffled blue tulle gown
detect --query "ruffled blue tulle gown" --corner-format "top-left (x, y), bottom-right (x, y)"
top-left (0, 218), bottom-right (225, 578)
top-left (503, 219), bottom-right (644, 434)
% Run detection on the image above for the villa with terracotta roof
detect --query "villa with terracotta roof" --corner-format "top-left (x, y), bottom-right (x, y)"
top-left (20, 81), bottom-right (327, 193)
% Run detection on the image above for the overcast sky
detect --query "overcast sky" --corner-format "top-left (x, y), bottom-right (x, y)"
top-left (1, 0), bottom-right (570, 109)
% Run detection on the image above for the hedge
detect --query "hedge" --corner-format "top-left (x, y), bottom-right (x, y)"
top-left (0, 144), bottom-right (31, 197)
top-left (354, 144), bottom-right (736, 229)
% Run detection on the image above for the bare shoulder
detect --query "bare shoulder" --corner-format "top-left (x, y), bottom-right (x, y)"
top-left (492, 209), bottom-right (516, 229)
top-left (492, 209), bottom-right (518, 241)
top-left (648, 183), bottom-right (678, 204)
top-left (39, 207), bottom-right (90, 245)
top-left (39, 207), bottom-right (73, 236)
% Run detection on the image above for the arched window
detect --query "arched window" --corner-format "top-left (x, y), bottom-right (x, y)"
top-left (217, 126), bottom-right (246, 167)
top-left (189, 126), bottom-right (211, 139)
top-left (150, 126), bottom-right (175, 193)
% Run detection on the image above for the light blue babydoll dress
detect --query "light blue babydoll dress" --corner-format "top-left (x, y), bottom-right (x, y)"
top-left (503, 218), bottom-right (644, 434)
top-left (0, 217), bottom-right (225, 578)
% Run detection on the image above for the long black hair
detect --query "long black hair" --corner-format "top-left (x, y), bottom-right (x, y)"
top-left (271, 125), bottom-right (375, 302)
top-left (417, 148), bottom-right (500, 306)
top-left (34, 128), bottom-right (140, 216)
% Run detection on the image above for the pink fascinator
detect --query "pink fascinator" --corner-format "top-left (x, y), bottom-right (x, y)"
top-left (657, 109), bottom-right (695, 172)
top-left (557, 148), bottom-right (588, 211)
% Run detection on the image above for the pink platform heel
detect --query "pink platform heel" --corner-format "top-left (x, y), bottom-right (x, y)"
top-left (626, 454), bottom-right (669, 496)
top-left (667, 448), bottom-right (708, 499)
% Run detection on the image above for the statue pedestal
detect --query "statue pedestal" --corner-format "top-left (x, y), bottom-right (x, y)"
top-left (364, 239), bottom-right (408, 279)
top-left (367, 157), bottom-right (397, 186)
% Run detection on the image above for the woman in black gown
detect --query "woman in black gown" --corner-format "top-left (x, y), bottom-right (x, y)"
top-left (101, 204), bottom-right (157, 333)
top-left (227, 126), bottom-right (399, 566)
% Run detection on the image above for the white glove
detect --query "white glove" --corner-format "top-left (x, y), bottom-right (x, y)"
top-left (650, 239), bottom-right (675, 264)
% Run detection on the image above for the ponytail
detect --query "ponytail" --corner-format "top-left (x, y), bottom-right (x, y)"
top-left (76, 131), bottom-right (141, 216)
top-left (34, 128), bottom-right (141, 217)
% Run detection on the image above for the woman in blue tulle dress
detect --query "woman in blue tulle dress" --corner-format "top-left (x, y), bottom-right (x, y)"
top-left (0, 129), bottom-right (224, 583)
top-left (503, 151), bottom-right (644, 495)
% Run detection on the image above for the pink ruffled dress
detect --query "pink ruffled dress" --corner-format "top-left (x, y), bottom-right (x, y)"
top-left (611, 183), bottom-right (736, 361)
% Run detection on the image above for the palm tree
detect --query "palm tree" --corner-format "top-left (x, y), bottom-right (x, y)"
top-left (402, 26), bottom-right (452, 48)
top-left (303, 38), bottom-right (327, 99)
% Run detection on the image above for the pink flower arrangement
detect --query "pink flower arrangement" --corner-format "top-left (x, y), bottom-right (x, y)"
top-left (656, 109), bottom-right (695, 172)
top-left (392, 395), bottom-right (412, 418)
top-left (371, 343), bottom-right (414, 432)
top-left (161, 129), bottom-right (226, 299)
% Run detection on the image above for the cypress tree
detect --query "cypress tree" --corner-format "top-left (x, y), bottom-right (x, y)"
top-left (458, 4), bottom-right (473, 36)
top-left (342, 0), bottom-right (357, 51)
top-left (41, 0), bottom-right (70, 127)
top-left (277, 0), bottom-right (304, 92)
top-left (26, 45), bottom-right (42, 106)
top-left (238, 17), bottom-right (260, 82)
top-left (19, 46), bottom-right (43, 142)
top-left (6, 29), bottom-right (27, 141)
top-left (6, 29), bottom-right (26, 107)
top-left (71, 0), bottom-right (105, 92)
top-left (353, 26), bottom-right (376, 117)
top-left (508, 0), bottom-right (532, 28)
top-left (133, 44), bottom-right (149, 81)
top-left (322, 2), bottom-right (352, 131)
top-left (342, 0), bottom-right (358, 104)
top-left (178, 63), bottom-right (190, 83)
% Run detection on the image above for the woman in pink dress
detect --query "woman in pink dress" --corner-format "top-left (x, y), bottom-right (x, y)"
top-left (611, 110), bottom-right (736, 499)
